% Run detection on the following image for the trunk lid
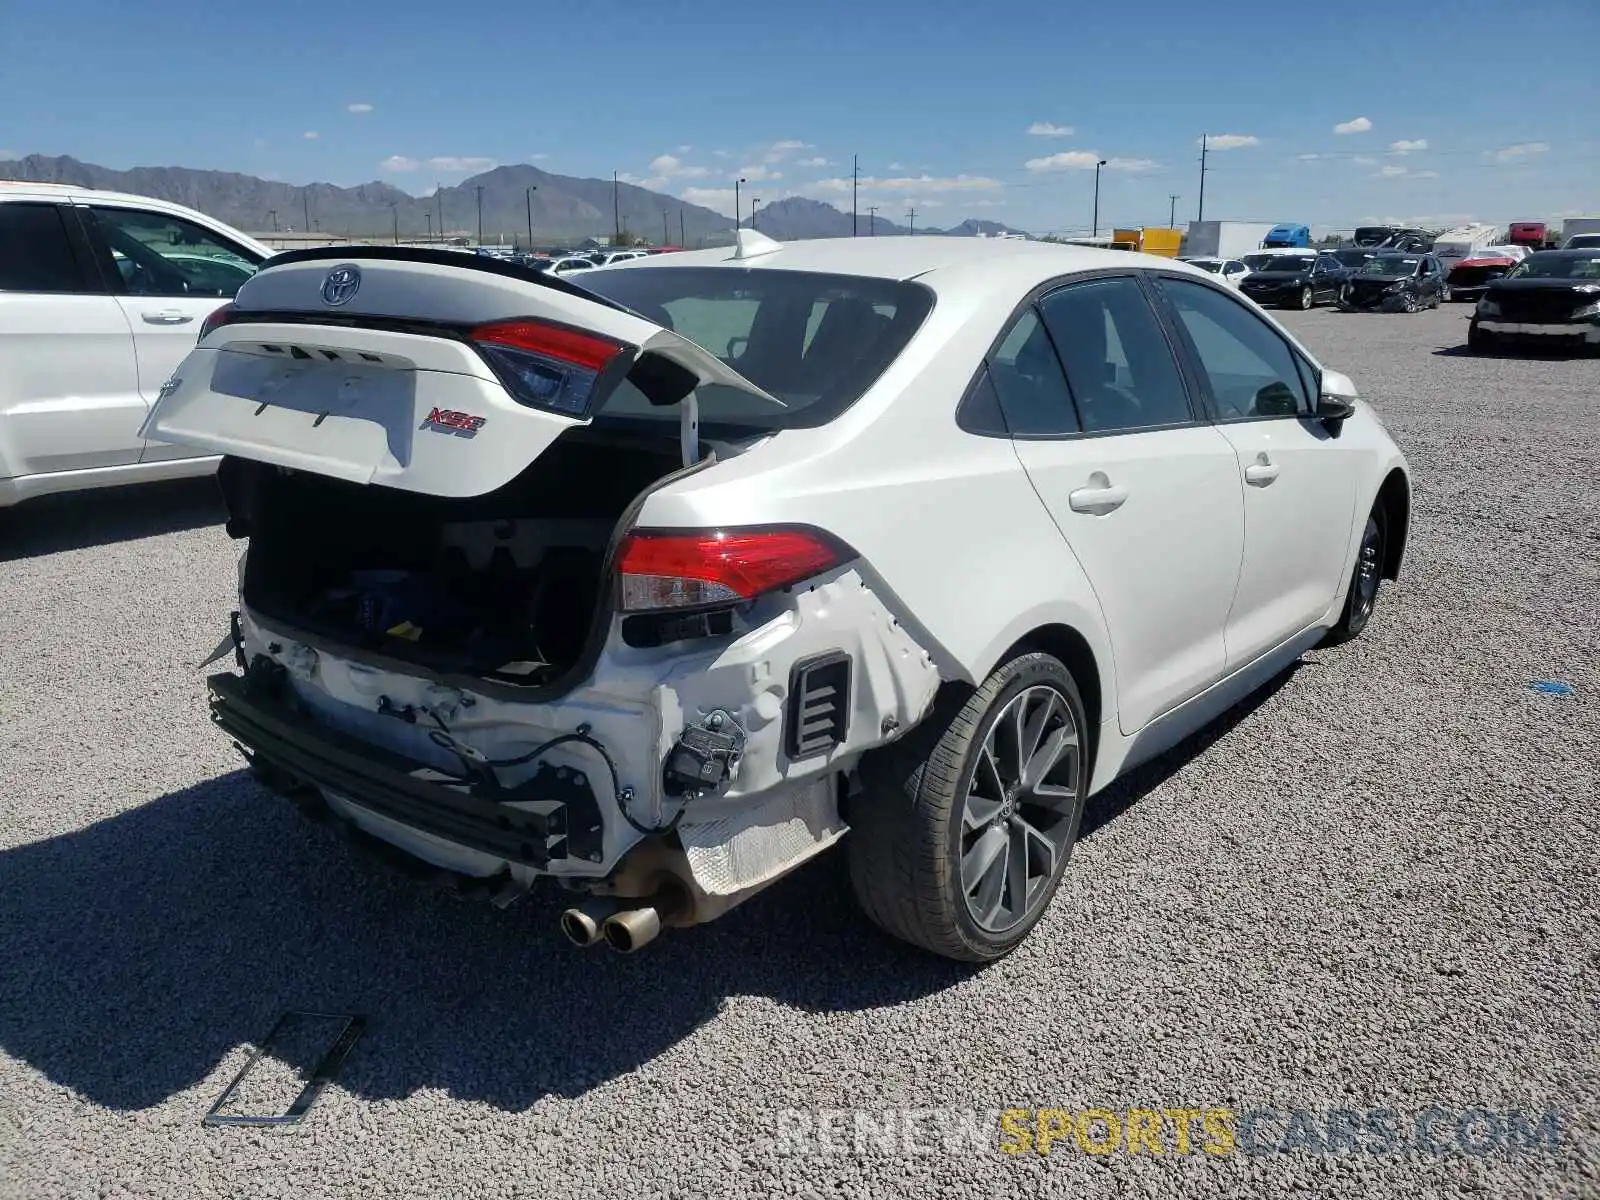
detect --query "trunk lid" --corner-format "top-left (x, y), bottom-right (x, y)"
top-left (140, 247), bottom-right (782, 497)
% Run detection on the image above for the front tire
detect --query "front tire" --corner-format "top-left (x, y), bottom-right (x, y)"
top-left (848, 651), bottom-right (1089, 962)
top-left (1298, 286), bottom-right (1313, 310)
top-left (1325, 508), bottom-right (1387, 644)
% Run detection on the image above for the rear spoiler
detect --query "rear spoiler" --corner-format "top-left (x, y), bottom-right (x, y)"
top-left (261, 245), bottom-right (638, 317)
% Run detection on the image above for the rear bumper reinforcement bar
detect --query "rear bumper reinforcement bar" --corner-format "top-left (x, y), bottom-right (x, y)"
top-left (208, 671), bottom-right (603, 866)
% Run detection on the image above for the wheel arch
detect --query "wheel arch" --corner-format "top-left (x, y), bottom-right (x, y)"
top-left (1376, 466), bottom-right (1410, 580)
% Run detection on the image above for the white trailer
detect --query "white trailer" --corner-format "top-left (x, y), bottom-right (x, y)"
top-left (1561, 217), bottom-right (1600, 247)
top-left (1183, 221), bottom-right (1276, 260)
top-left (1432, 223), bottom-right (1502, 273)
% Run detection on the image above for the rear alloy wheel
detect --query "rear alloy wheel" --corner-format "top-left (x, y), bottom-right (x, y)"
top-left (1298, 286), bottom-right (1314, 310)
top-left (848, 651), bottom-right (1089, 961)
top-left (1326, 508), bottom-right (1387, 643)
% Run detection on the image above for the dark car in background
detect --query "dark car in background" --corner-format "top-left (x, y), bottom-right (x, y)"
top-left (1239, 252), bottom-right (1344, 309)
top-left (1339, 253), bottom-right (1447, 312)
top-left (1352, 226), bottom-right (1433, 251)
top-left (1469, 250), bottom-right (1600, 353)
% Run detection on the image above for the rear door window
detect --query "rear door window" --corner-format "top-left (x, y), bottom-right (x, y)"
top-left (986, 308), bottom-right (1079, 436)
top-left (87, 206), bottom-right (261, 298)
top-left (1038, 276), bottom-right (1194, 434)
top-left (0, 202), bottom-right (93, 293)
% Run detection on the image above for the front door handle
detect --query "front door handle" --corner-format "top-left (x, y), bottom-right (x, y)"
top-left (1244, 453), bottom-right (1280, 487)
top-left (1068, 472), bottom-right (1128, 515)
top-left (141, 310), bottom-right (193, 325)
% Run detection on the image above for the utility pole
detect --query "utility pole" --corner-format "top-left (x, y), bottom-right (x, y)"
top-left (751, 198), bottom-right (760, 231)
top-left (734, 177), bottom-right (745, 231)
top-left (679, 210), bottom-right (685, 247)
top-left (1169, 194), bottom-right (1180, 227)
top-left (1092, 159), bottom-right (1107, 239)
top-left (425, 212), bottom-right (432, 240)
top-left (906, 207), bottom-right (915, 235)
top-left (868, 205), bottom-right (877, 235)
top-left (436, 183), bottom-right (444, 241)
top-left (852, 154), bottom-right (859, 236)
top-left (612, 171), bottom-right (621, 244)
top-left (662, 209), bottom-right (669, 246)
top-left (1197, 135), bottom-right (1209, 223)
top-left (267, 209), bottom-right (278, 232)
top-left (391, 202), bottom-right (399, 244)
top-left (475, 185), bottom-right (485, 245)
top-left (526, 185), bottom-right (537, 249)
top-left (302, 189), bottom-right (311, 236)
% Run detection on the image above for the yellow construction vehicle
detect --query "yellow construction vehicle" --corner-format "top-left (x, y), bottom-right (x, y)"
top-left (1113, 228), bottom-right (1183, 257)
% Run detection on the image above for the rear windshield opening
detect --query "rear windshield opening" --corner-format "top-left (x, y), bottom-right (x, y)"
top-left (578, 266), bottom-right (934, 432)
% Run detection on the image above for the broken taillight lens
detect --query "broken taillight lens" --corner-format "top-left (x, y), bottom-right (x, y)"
top-left (616, 527), bottom-right (852, 612)
top-left (470, 319), bottom-right (630, 417)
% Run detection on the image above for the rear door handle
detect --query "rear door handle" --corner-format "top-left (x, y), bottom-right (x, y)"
top-left (141, 310), bottom-right (193, 325)
top-left (1244, 454), bottom-right (1281, 487)
top-left (1067, 474), bottom-right (1128, 515)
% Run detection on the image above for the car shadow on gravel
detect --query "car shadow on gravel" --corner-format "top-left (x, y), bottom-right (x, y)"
top-left (1432, 344), bottom-right (1597, 361)
top-left (0, 660), bottom-right (1307, 1116)
top-left (0, 478), bottom-right (224, 561)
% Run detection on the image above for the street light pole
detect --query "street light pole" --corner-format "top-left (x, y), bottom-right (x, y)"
top-left (1169, 194), bottom-right (1180, 227)
top-left (268, 209), bottom-right (278, 232)
top-left (303, 189), bottom-right (311, 236)
top-left (1092, 159), bottom-right (1107, 239)
top-left (734, 177), bottom-right (745, 232)
top-left (751, 198), bottom-right (760, 231)
top-left (612, 171), bottom-right (620, 244)
top-left (526, 186), bottom-right (537, 249)
top-left (436, 184), bottom-right (444, 242)
top-left (868, 205), bottom-right (877, 235)
top-left (679, 210), bottom-right (685, 247)
top-left (475, 185), bottom-right (485, 245)
top-left (662, 209), bottom-right (669, 246)
top-left (391, 202), bottom-right (399, 244)
top-left (425, 212), bottom-right (432, 240)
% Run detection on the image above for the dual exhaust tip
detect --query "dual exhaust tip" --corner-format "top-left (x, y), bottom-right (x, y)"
top-left (560, 899), bottom-right (663, 953)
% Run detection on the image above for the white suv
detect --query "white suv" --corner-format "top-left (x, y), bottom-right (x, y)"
top-left (0, 182), bottom-right (271, 507)
top-left (145, 233), bottom-right (1411, 962)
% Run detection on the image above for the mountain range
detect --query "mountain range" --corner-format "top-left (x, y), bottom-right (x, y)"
top-left (0, 154), bottom-right (1029, 245)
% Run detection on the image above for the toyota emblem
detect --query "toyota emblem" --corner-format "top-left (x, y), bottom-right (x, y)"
top-left (321, 264), bottom-right (362, 306)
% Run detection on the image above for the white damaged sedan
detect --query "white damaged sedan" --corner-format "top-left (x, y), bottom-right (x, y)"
top-left (146, 230), bottom-right (1411, 961)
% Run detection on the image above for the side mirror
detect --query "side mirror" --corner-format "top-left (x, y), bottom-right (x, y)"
top-left (1316, 369), bottom-right (1358, 434)
top-left (1316, 393), bottom-right (1356, 422)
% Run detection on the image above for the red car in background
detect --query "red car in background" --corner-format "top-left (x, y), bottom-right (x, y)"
top-left (1446, 248), bottom-right (1524, 302)
top-left (1509, 222), bottom-right (1551, 251)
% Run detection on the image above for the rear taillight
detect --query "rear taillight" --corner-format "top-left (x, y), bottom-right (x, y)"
top-left (616, 527), bottom-right (851, 612)
top-left (199, 302), bottom-right (239, 341)
top-left (470, 319), bottom-right (631, 416)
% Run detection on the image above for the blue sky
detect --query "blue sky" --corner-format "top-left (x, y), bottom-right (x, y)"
top-left (4, 0), bottom-right (1598, 234)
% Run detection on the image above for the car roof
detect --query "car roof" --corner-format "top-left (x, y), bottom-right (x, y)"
top-left (0, 180), bottom-right (272, 255)
top-left (599, 234), bottom-right (1219, 292)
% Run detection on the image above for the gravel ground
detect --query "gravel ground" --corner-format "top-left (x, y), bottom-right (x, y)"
top-left (1, 303), bottom-right (1596, 1199)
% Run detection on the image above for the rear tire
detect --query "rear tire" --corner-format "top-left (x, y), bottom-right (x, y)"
top-left (847, 651), bottom-right (1089, 962)
top-left (1325, 507), bottom-right (1387, 644)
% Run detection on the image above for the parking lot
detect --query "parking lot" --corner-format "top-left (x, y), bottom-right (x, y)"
top-left (1, 302), bottom-right (1595, 1198)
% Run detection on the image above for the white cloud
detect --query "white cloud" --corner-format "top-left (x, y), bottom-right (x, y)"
top-left (794, 156), bottom-right (833, 167)
top-left (648, 154), bottom-right (710, 179)
top-left (427, 156), bottom-right (496, 172)
top-left (762, 140), bottom-right (813, 163)
top-left (1334, 116), bottom-right (1373, 135)
top-left (1389, 139), bottom-right (1428, 154)
top-left (675, 144), bottom-right (693, 153)
top-left (347, 103), bottom-right (374, 114)
top-left (1493, 141), bottom-right (1549, 161)
top-left (0, 148), bottom-right (15, 159)
top-left (1201, 134), bottom-right (1260, 150)
top-left (813, 173), bottom-right (1004, 194)
top-left (967, 199), bottom-right (1006, 208)
top-left (1024, 152), bottom-right (1156, 172)
top-left (737, 164), bottom-right (783, 182)
top-left (680, 186), bottom-right (738, 215)
top-left (1028, 122), bottom-right (1075, 137)
top-left (1376, 165), bottom-right (1408, 178)
top-left (713, 149), bottom-right (731, 158)
top-left (1297, 153), bottom-right (1323, 161)
top-left (302, 131), bottom-right (319, 140)
top-left (1353, 156), bottom-right (1378, 166)
top-left (528, 153), bottom-right (548, 161)
top-left (384, 155), bottom-right (496, 173)
top-left (887, 161), bottom-right (904, 170)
